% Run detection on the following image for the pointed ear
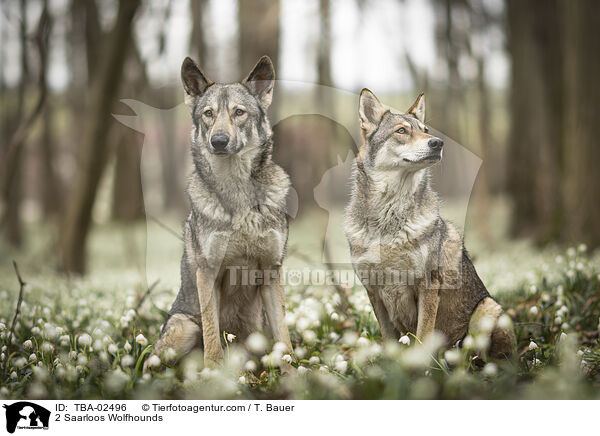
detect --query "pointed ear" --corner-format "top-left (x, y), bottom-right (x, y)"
top-left (406, 93), bottom-right (425, 123)
top-left (243, 56), bottom-right (275, 108)
top-left (359, 88), bottom-right (386, 132)
top-left (181, 57), bottom-right (212, 98)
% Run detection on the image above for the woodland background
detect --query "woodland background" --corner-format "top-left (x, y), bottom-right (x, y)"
top-left (0, 0), bottom-right (599, 273)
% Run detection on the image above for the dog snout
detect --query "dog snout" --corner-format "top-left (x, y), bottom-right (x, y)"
top-left (428, 138), bottom-right (443, 150)
top-left (210, 134), bottom-right (230, 152)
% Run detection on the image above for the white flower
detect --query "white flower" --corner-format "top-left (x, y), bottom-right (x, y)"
top-left (29, 353), bottom-right (37, 362)
top-left (238, 375), bottom-right (246, 384)
top-left (334, 359), bottom-right (348, 373)
top-left (302, 330), bottom-right (317, 344)
top-left (330, 312), bottom-right (339, 321)
top-left (281, 354), bottom-right (292, 364)
top-left (13, 357), bottom-right (27, 368)
top-left (226, 333), bottom-right (236, 343)
top-left (567, 247), bottom-right (576, 257)
top-left (146, 355), bottom-right (160, 368)
top-left (78, 334), bottom-right (92, 347)
top-left (534, 358), bottom-right (542, 367)
top-left (528, 341), bottom-right (539, 350)
top-left (294, 347), bottom-right (307, 359)
top-left (108, 343), bottom-right (118, 354)
top-left (121, 355), bottom-right (134, 367)
top-left (0, 353), bottom-right (5, 361)
top-left (135, 334), bottom-right (148, 347)
top-left (246, 332), bottom-right (268, 353)
top-left (244, 360), bottom-right (257, 371)
top-left (478, 316), bottom-right (495, 333)
top-left (10, 371), bottom-right (17, 379)
top-left (0, 322), bottom-right (5, 330)
top-left (444, 349), bottom-right (461, 365)
top-left (124, 341), bottom-right (132, 353)
top-left (529, 285), bottom-right (537, 294)
top-left (561, 323), bottom-right (570, 330)
top-left (529, 306), bottom-right (539, 316)
top-left (482, 363), bottom-right (498, 377)
top-left (398, 335), bottom-right (411, 345)
top-left (23, 340), bottom-right (33, 349)
top-left (577, 350), bottom-right (584, 356)
top-left (462, 336), bottom-right (474, 350)
top-left (559, 332), bottom-right (568, 341)
top-left (319, 365), bottom-right (329, 372)
top-left (41, 342), bottom-right (54, 353)
top-left (273, 342), bottom-right (288, 354)
top-left (77, 355), bottom-right (87, 365)
top-left (163, 348), bottom-right (176, 361)
top-left (356, 337), bottom-right (370, 347)
top-left (555, 316), bottom-right (562, 324)
top-left (308, 356), bottom-right (320, 365)
top-left (297, 365), bottom-right (308, 374)
top-left (578, 243), bottom-right (587, 253)
top-left (497, 315), bottom-right (512, 330)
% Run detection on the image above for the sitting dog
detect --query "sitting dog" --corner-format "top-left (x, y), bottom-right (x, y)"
top-left (344, 89), bottom-right (514, 358)
top-left (144, 56), bottom-right (294, 372)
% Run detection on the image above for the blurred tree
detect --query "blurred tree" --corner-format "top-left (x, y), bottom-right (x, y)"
top-left (59, 0), bottom-right (141, 274)
top-left (507, 0), bottom-right (599, 248)
top-left (189, 0), bottom-right (207, 66)
top-left (507, 0), bottom-right (562, 243)
top-left (1, 0), bottom-right (50, 247)
top-left (238, 0), bottom-right (279, 81)
top-left (561, 0), bottom-right (600, 247)
top-left (110, 43), bottom-right (146, 222)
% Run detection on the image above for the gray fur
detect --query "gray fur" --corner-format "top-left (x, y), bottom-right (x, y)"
top-left (145, 56), bottom-right (294, 372)
top-left (345, 90), bottom-right (514, 355)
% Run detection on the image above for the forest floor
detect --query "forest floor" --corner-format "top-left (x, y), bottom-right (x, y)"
top-left (1, 201), bottom-right (599, 399)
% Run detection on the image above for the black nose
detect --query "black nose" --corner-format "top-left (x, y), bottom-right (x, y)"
top-left (210, 134), bottom-right (229, 151)
top-left (428, 138), bottom-right (444, 150)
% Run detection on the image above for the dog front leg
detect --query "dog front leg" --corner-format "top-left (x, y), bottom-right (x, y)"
top-left (261, 268), bottom-right (294, 373)
top-left (417, 278), bottom-right (440, 341)
top-left (367, 289), bottom-right (399, 341)
top-left (416, 282), bottom-right (440, 342)
top-left (197, 268), bottom-right (224, 368)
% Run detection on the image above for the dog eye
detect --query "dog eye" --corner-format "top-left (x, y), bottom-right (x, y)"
top-left (235, 109), bottom-right (245, 116)
top-left (424, 127), bottom-right (429, 133)
top-left (396, 127), bottom-right (407, 134)
top-left (203, 109), bottom-right (213, 117)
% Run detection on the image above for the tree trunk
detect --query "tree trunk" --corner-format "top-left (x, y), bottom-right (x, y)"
top-left (111, 127), bottom-right (145, 221)
top-left (506, 0), bottom-right (562, 242)
top-left (238, 0), bottom-right (280, 76)
top-left (561, 0), bottom-right (600, 248)
top-left (190, 0), bottom-right (207, 66)
top-left (59, 0), bottom-right (141, 274)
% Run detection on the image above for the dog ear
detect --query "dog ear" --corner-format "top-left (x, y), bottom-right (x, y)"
top-left (243, 56), bottom-right (275, 109)
top-left (359, 88), bottom-right (386, 132)
top-left (406, 93), bottom-right (425, 123)
top-left (181, 57), bottom-right (212, 99)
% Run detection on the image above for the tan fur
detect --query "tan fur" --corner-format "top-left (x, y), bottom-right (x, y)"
top-left (469, 297), bottom-right (516, 358)
top-left (143, 314), bottom-right (200, 371)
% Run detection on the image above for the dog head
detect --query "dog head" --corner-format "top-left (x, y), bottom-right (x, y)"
top-left (358, 89), bottom-right (443, 171)
top-left (181, 56), bottom-right (275, 157)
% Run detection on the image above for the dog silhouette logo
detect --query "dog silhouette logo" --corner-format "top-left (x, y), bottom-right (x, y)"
top-left (2, 402), bottom-right (50, 433)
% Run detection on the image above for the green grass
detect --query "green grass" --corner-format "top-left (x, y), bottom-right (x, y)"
top-left (0, 212), bottom-right (599, 399)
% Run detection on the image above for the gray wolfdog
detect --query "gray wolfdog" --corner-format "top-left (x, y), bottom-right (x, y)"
top-left (144, 56), bottom-right (294, 372)
top-left (344, 89), bottom-right (515, 358)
